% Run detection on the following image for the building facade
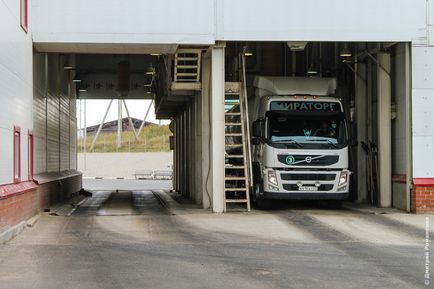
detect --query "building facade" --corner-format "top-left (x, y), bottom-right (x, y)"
top-left (1, 0), bottom-right (434, 238)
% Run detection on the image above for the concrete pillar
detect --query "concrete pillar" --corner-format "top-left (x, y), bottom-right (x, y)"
top-left (201, 50), bottom-right (212, 209)
top-left (194, 90), bottom-right (203, 205)
top-left (404, 43), bottom-right (412, 213)
top-left (211, 43), bottom-right (226, 213)
top-left (176, 115), bottom-right (181, 192)
top-left (189, 101), bottom-right (197, 202)
top-left (377, 53), bottom-right (392, 207)
top-left (182, 109), bottom-right (187, 197)
top-left (355, 63), bottom-right (368, 201)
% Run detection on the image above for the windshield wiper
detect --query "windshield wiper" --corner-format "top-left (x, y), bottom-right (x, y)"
top-left (309, 139), bottom-right (339, 148)
top-left (273, 139), bottom-right (303, 148)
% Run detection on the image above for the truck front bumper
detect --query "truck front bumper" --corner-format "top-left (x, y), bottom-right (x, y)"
top-left (261, 191), bottom-right (349, 200)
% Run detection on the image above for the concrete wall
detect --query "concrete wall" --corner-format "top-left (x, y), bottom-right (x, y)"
top-left (0, 0), bottom-right (33, 185)
top-left (32, 0), bottom-right (429, 47)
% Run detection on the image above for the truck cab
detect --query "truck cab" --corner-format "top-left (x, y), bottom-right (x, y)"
top-left (250, 76), bottom-right (350, 207)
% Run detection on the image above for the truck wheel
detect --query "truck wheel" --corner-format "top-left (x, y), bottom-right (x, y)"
top-left (256, 197), bottom-right (272, 210)
top-left (328, 200), bottom-right (342, 209)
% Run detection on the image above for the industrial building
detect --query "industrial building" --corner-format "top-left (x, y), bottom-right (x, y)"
top-left (1, 0), bottom-right (434, 238)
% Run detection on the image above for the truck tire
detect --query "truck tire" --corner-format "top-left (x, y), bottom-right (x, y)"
top-left (327, 200), bottom-right (342, 209)
top-left (256, 197), bottom-right (272, 210)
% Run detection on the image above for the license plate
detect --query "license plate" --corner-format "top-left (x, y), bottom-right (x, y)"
top-left (298, 186), bottom-right (318, 191)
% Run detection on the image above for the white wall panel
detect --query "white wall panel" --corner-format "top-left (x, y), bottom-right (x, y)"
top-left (412, 46), bottom-right (434, 178)
top-left (221, 0), bottom-right (427, 43)
top-left (32, 0), bottom-right (215, 45)
top-left (32, 0), bottom-right (428, 46)
top-left (0, 0), bottom-right (33, 185)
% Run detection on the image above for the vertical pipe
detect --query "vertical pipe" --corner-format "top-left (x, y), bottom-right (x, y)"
top-left (211, 43), bottom-right (226, 213)
top-left (83, 99), bottom-right (87, 171)
top-left (377, 53), bottom-right (392, 208)
top-left (117, 99), bottom-right (122, 149)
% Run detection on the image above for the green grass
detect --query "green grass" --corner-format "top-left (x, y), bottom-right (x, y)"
top-left (78, 124), bottom-right (172, 153)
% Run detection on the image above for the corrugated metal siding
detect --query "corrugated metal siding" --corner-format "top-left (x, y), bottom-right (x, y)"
top-left (33, 53), bottom-right (47, 175)
top-left (69, 92), bottom-right (77, 170)
top-left (60, 91), bottom-right (70, 171)
top-left (33, 53), bottom-right (77, 174)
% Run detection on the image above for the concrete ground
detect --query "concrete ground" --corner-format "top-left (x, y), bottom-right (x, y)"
top-left (0, 181), bottom-right (431, 289)
top-left (78, 152), bottom-right (173, 178)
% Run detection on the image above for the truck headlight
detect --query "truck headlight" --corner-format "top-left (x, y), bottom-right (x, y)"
top-left (338, 171), bottom-right (348, 186)
top-left (268, 170), bottom-right (278, 186)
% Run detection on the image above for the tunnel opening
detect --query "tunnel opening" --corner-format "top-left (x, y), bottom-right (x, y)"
top-left (169, 41), bottom-right (412, 212)
top-left (31, 41), bottom-right (411, 213)
top-left (219, 41), bottom-right (411, 210)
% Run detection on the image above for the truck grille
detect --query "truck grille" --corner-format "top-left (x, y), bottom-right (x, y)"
top-left (280, 173), bottom-right (336, 181)
top-left (283, 184), bottom-right (334, 191)
top-left (277, 155), bottom-right (339, 166)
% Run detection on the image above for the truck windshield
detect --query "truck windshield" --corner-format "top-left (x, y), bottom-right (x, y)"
top-left (267, 115), bottom-right (348, 149)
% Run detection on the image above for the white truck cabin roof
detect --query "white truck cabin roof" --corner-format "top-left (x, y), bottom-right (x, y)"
top-left (253, 76), bottom-right (337, 97)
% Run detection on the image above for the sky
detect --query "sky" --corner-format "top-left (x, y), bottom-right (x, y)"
top-left (76, 99), bottom-right (170, 129)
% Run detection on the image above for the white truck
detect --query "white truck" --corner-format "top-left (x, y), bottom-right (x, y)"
top-left (249, 76), bottom-right (350, 208)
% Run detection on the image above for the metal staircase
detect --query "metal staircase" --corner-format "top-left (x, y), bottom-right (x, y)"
top-left (174, 49), bottom-right (201, 82)
top-left (224, 82), bottom-right (251, 212)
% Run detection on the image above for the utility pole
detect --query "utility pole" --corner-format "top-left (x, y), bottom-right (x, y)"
top-left (83, 99), bottom-right (87, 171)
top-left (116, 99), bottom-right (122, 149)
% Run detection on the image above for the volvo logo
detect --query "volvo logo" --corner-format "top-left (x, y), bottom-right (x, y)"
top-left (305, 156), bottom-right (312, 163)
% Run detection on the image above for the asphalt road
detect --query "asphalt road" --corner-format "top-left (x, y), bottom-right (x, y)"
top-left (0, 188), bottom-right (430, 289)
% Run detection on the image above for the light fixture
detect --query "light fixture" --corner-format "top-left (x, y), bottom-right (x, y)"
top-left (72, 79), bottom-right (82, 83)
top-left (340, 44), bottom-right (352, 57)
top-left (150, 53), bottom-right (161, 56)
top-left (78, 89), bottom-right (87, 92)
top-left (63, 64), bottom-right (74, 70)
top-left (146, 63), bottom-right (155, 75)
top-left (307, 64), bottom-right (318, 75)
top-left (243, 44), bottom-right (253, 57)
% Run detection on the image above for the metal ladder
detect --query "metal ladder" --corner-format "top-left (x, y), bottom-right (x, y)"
top-left (224, 82), bottom-right (251, 212)
top-left (174, 49), bottom-right (201, 82)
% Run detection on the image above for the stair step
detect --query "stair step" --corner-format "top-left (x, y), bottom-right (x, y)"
top-left (176, 65), bottom-right (198, 69)
top-left (177, 73), bottom-right (198, 76)
top-left (225, 176), bottom-right (247, 180)
top-left (177, 57), bottom-right (199, 61)
top-left (225, 112), bottom-right (241, 116)
top-left (225, 155), bottom-right (244, 158)
top-left (225, 122), bottom-right (242, 126)
top-left (225, 144), bottom-right (243, 147)
top-left (225, 188), bottom-right (247, 191)
top-left (225, 133), bottom-right (243, 136)
top-left (225, 166), bottom-right (245, 169)
top-left (225, 199), bottom-right (249, 203)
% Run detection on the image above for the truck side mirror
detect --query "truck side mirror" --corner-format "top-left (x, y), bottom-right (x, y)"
top-left (252, 119), bottom-right (263, 138)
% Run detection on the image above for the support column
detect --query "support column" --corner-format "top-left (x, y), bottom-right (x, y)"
top-left (377, 53), bottom-right (392, 207)
top-left (211, 43), bottom-right (225, 213)
top-left (116, 99), bottom-right (122, 149)
top-left (355, 63), bottom-right (368, 201)
top-left (194, 90), bottom-right (203, 206)
top-left (201, 50), bottom-right (212, 209)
